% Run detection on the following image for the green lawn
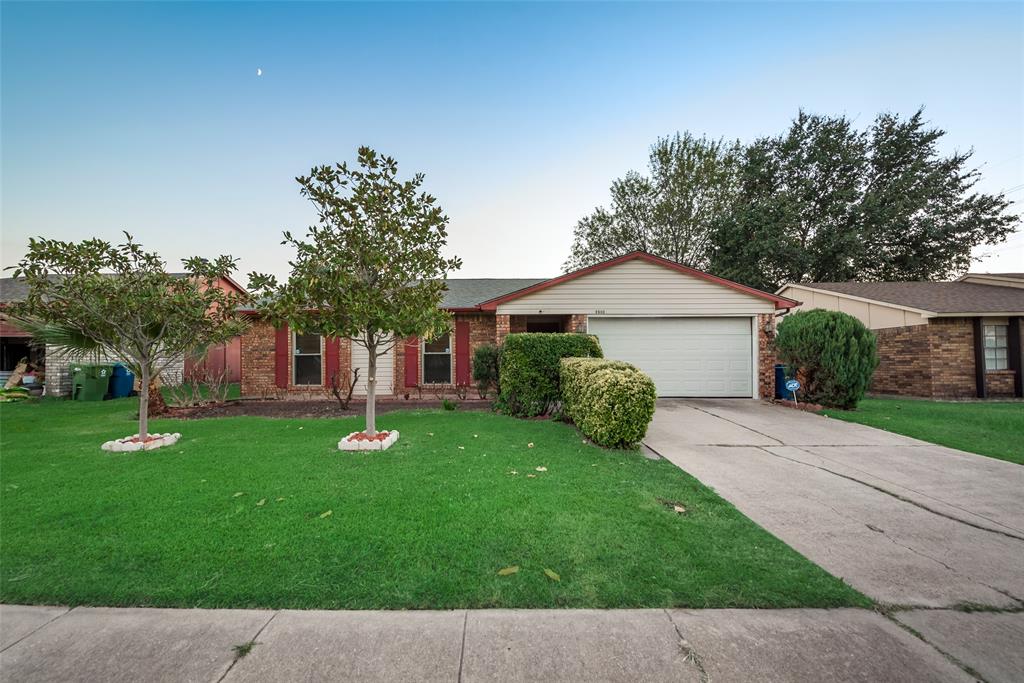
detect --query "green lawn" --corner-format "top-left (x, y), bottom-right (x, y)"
top-left (0, 398), bottom-right (868, 610)
top-left (825, 398), bottom-right (1024, 465)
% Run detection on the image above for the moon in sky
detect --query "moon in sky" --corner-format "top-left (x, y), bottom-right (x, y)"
top-left (256, 68), bottom-right (262, 76)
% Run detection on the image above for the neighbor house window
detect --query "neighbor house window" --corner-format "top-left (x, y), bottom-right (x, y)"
top-left (984, 324), bottom-right (1009, 371)
top-left (293, 332), bottom-right (322, 385)
top-left (423, 333), bottom-right (452, 384)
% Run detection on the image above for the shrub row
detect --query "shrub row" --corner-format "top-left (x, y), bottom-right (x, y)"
top-left (498, 333), bottom-right (603, 417)
top-left (775, 309), bottom-right (878, 409)
top-left (560, 357), bottom-right (656, 449)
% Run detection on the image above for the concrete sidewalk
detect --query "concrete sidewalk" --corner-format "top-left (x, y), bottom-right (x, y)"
top-left (4, 604), bottom-right (1020, 682)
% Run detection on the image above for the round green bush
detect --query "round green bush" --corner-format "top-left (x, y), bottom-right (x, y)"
top-left (560, 357), bottom-right (656, 449)
top-left (775, 309), bottom-right (879, 409)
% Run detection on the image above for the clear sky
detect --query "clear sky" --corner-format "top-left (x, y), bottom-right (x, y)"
top-left (2, 1), bottom-right (1022, 283)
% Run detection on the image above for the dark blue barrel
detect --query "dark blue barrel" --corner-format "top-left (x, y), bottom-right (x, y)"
top-left (774, 364), bottom-right (787, 399)
top-left (110, 363), bottom-right (135, 399)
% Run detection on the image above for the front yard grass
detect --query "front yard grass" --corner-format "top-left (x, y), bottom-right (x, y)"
top-left (0, 398), bottom-right (868, 610)
top-left (825, 398), bottom-right (1023, 465)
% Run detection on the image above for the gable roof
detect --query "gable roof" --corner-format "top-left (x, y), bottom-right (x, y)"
top-left (478, 251), bottom-right (800, 310)
top-left (785, 281), bottom-right (1024, 316)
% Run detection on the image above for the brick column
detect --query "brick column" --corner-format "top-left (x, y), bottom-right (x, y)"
top-left (496, 314), bottom-right (511, 345)
top-left (568, 314), bottom-right (588, 333)
top-left (757, 314), bottom-right (776, 399)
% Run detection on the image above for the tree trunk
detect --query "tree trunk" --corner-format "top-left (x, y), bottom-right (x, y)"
top-left (365, 339), bottom-right (377, 436)
top-left (138, 365), bottom-right (150, 439)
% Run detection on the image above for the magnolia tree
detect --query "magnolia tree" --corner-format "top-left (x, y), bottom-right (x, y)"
top-left (8, 234), bottom-right (249, 439)
top-left (249, 147), bottom-right (461, 436)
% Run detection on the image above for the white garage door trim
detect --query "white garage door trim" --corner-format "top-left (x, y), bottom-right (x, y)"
top-left (586, 316), bottom-right (758, 398)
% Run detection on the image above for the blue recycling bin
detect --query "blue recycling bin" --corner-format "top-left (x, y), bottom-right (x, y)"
top-left (110, 364), bottom-right (135, 399)
top-left (774, 364), bottom-right (787, 400)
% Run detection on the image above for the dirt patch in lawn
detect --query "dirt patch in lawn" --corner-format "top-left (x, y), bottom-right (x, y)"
top-left (169, 399), bottom-right (493, 420)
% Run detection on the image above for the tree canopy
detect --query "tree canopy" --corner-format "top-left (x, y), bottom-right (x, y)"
top-left (249, 146), bottom-right (461, 435)
top-left (8, 234), bottom-right (248, 438)
top-left (567, 109), bottom-right (1019, 290)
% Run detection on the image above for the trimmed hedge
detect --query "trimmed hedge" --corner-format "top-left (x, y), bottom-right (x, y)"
top-left (498, 333), bottom-right (603, 416)
top-left (775, 309), bottom-right (879, 409)
top-left (472, 343), bottom-right (501, 397)
top-left (560, 357), bottom-right (657, 449)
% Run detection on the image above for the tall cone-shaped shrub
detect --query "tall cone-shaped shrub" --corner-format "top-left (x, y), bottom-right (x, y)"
top-left (775, 309), bottom-right (878, 409)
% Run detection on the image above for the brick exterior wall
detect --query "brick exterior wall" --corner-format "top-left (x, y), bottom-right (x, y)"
top-left (757, 314), bottom-right (776, 399)
top-left (240, 319), bottom-right (277, 398)
top-left (871, 317), bottom-right (1021, 400)
top-left (495, 314), bottom-right (511, 345)
top-left (986, 370), bottom-right (1016, 398)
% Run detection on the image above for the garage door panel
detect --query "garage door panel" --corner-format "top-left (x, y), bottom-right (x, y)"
top-left (588, 317), bottom-right (753, 397)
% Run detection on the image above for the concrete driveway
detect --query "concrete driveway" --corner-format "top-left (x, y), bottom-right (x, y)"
top-left (646, 399), bottom-right (1024, 608)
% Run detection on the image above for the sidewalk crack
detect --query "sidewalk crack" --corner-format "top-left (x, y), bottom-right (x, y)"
top-left (216, 611), bottom-right (277, 683)
top-left (457, 610), bottom-right (468, 683)
top-left (0, 605), bottom-right (73, 653)
top-left (663, 609), bottom-right (708, 683)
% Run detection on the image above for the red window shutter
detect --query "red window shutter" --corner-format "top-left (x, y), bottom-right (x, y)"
top-left (325, 337), bottom-right (340, 386)
top-left (404, 336), bottom-right (419, 387)
top-left (455, 320), bottom-right (471, 385)
top-left (274, 324), bottom-right (289, 388)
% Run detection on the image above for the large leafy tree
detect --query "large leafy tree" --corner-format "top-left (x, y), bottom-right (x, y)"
top-left (564, 133), bottom-right (741, 271)
top-left (249, 147), bottom-right (461, 436)
top-left (709, 109), bottom-right (1019, 290)
top-left (8, 234), bottom-right (248, 439)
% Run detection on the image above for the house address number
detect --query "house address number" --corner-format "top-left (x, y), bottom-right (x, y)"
top-left (593, 309), bottom-right (605, 314)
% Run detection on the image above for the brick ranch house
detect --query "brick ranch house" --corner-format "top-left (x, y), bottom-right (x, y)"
top-left (240, 251), bottom-right (799, 400)
top-left (778, 273), bottom-right (1024, 400)
top-left (0, 274), bottom-right (247, 394)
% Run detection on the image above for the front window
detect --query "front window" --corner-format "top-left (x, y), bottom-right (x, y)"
top-left (293, 332), bottom-right (322, 385)
top-left (984, 324), bottom-right (1009, 371)
top-left (423, 333), bottom-right (452, 384)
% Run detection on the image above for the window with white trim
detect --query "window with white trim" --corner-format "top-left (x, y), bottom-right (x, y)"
top-left (293, 332), bottom-right (322, 385)
top-left (423, 333), bottom-right (452, 384)
top-left (984, 324), bottom-right (1009, 371)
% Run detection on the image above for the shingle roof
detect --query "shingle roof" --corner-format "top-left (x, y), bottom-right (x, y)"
top-left (440, 278), bottom-right (548, 309)
top-left (795, 281), bottom-right (1024, 314)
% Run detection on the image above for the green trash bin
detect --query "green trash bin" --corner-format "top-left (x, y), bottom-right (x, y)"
top-left (71, 363), bottom-right (114, 401)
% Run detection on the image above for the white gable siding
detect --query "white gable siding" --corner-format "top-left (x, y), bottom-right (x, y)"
top-left (777, 286), bottom-right (927, 330)
top-left (495, 260), bottom-right (774, 316)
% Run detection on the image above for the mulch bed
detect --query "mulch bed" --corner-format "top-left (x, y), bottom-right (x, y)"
top-left (168, 399), bottom-right (493, 420)
top-left (773, 398), bottom-right (825, 413)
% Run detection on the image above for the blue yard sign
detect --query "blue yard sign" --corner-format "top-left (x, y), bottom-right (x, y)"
top-left (785, 378), bottom-right (801, 406)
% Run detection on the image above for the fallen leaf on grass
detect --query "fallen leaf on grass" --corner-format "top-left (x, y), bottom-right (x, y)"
top-left (497, 566), bottom-right (519, 576)
top-left (319, 510), bottom-right (333, 519)
top-left (544, 568), bottom-right (560, 582)
top-left (527, 442), bottom-right (535, 448)
top-left (535, 466), bottom-right (547, 472)
top-left (673, 505), bottom-right (686, 514)
top-left (233, 492), bottom-right (245, 498)
top-left (473, 434), bottom-right (478, 438)
top-left (527, 474), bottom-right (536, 478)
top-left (256, 498), bottom-right (266, 507)
top-left (458, 446), bottom-right (465, 450)
top-left (275, 497), bottom-right (285, 502)
top-left (508, 469), bottom-right (518, 475)
top-left (427, 432), bottom-right (434, 436)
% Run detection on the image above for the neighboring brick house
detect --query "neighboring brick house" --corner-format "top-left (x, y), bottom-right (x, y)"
top-left (239, 251), bottom-right (798, 400)
top-left (777, 273), bottom-right (1024, 400)
top-left (0, 274), bottom-right (247, 395)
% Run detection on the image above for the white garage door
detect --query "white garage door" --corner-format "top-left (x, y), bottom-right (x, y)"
top-left (587, 317), bottom-right (753, 397)
top-left (351, 342), bottom-right (394, 396)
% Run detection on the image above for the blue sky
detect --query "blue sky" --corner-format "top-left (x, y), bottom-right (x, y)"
top-left (2, 1), bottom-right (1022, 281)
